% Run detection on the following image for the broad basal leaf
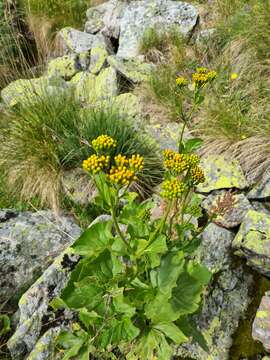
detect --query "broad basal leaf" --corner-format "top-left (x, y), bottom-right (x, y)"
top-left (72, 221), bottom-right (113, 256)
top-left (158, 251), bottom-right (185, 295)
top-left (153, 322), bottom-right (188, 344)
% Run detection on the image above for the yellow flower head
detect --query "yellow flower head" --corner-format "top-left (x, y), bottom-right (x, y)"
top-left (163, 149), bottom-right (176, 160)
top-left (192, 69), bottom-right (217, 86)
top-left (92, 135), bottom-right (117, 152)
top-left (115, 154), bottom-right (128, 168)
top-left (129, 154), bottom-right (144, 172)
top-left (196, 67), bottom-right (208, 74)
top-left (186, 154), bottom-right (200, 168)
top-left (207, 70), bottom-right (217, 81)
top-left (164, 152), bottom-right (188, 175)
top-left (161, 178), bottom-right (186, 200)
top-left (176, 76), bottom-right (188, 87)
top-left (82, 154), bottom-right (110, 174)
top-left (231, 73), bottom-right (238, 80)
top-left (108, 166), bottom-right (137, 186)
top-left (191, 166), bottom-right (205, 184)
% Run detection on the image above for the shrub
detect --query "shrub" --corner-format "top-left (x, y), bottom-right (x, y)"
top-left (0, 92), bottom-right (163, 212)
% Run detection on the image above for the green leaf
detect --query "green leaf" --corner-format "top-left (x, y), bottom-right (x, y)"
top-left (158, 251), bottom-right (185, 295)
top-left (72, 221), bottom-right (113, 256)
top-left (183, 138), bottom-right (203, 153)
top-left (0, 315), bottom-right (10, 336)
top-left (49, 297), bottom-right (67, 310)
top-left (113, 288), bottom-right (136, 317)
top-left (144, 234), bottom-right (168, 255)
top-left (63, 277), bottom-right (104, 309)
top-left (62, 341), bottom-right (84, 360)
top-left (178, 317), bottom-right (209, 353)
top-left (57, 331), bottom-right (82, 348)
top-left (79, 308), bottom-right (100, 330)
top-left (154, 322), bottom-right (188, 344)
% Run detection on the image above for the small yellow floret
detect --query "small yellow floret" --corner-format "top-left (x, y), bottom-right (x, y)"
top-left (164, 152), bottom-right (188, 175)
top-left (176, 76), bottom-right (188, 87)
top-left (186, 154), bottom-right (200, 168)
top-left (231, 73), bottom-right (238, 80)
top-left (129, 154), bottom-right (144, 172)
top-left (191, 166), bottom-right (205, 184)
top-left (108, 166), bottom-right (137, 186)
top-left (115, 154), bottom-right (128, 167)
top-left (161, 178), bottom-right (186, 200)
top-left (92, 134), bottom-right (117, 152)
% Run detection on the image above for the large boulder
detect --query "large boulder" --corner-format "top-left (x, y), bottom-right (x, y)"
top-left (252, 292), bottom-right (270, 352)
top-left (117, 0), bottom-right (198, 58)
top-left (197, 155), bottom-right (249, 193)
top-left (47, 55), bottom-right (80, 80)
top-left (0, 210), bottom-right (81, 304)
top-left (177, 224), bottom-right (254, 359)
top-left (72, 66), bottom-right (118, 104)
top-left (58, 27), bottom-right (107, 54)
top-left (248, 168), bottom-right (270, 200)
top-left (233, 210), bottom-right (270, 276)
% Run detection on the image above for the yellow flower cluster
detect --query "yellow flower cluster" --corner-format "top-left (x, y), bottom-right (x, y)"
top-left (191, 166), bottom-right (205, 184)
top-left (161, 178), bottom-right (186, 200)
top-left (108, 167), bottom-right (137, 186)
top-left (192, 68), bottom-right (217, 86)
top-left (115, 154), bottom-right (128, 167)
top-left (186, 154), bottom-right (200, 167)
top-left (164, 153), bottom-right (189, 174)
top-left (82, 154), bottom-right (110, 174)
top-left (176, 76), bottom-right (188, 87)
top-left (92, 134), bottom-right (117, 152)
top-left (163, 149), bottom-right (175, 160)
top-left (129, 154), bottom-right (144, 171)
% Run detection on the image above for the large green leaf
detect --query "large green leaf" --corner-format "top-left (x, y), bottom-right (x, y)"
top-left (72, 221), bottom-right (113, 256)
top-left (113, 288), bottom-right (136, 317)
top-left (158, 251), bottom-right (185, 295)
top-left (153, 322), bottom-right (188, 344)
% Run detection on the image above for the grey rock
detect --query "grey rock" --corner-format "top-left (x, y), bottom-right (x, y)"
top-left (201, 191), bottom-right (252, 229)
top-left (0, 210), bottom-right (81, 303)
top-left (26, 328), bottom-right (61, 360)
top-left (252, 291), bottom-right (270, 352)
top-left (248, 168), bottom-right (270, 200)
top-left (251, 201), bottom-right (270, 216)
top-left (117, 0), bottom-right (198, 58)
top-left (233, 209), bottom-right (270, 276)
top-left (62, 168), bottom-right (97, 206)
top-left (177, 223), bottom-right (254, 359)
top-left (107, 55), bottom-right (154, 83)
top-left (58, 27), bottom-right (107, 54)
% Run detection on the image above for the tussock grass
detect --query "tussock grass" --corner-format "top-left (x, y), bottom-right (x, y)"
top-left (0, 92), bottom-right (163, 212)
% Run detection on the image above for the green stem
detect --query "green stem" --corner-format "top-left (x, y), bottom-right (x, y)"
top-left (111, 208), bottom-right (131, 250)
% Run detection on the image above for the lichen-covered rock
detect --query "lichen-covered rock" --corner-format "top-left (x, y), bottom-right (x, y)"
top-left (111, 93), bottom-right (143, 119)
top-left (1, 77), bottom-right (68, 107)
top-left (58, 27), bottom-right (107, 54)
top-left (7, 217), bottom-right (106, 359)
top-left (85, 0), bottom-right (126, 38)
top-left (47, 55), bottom-right (80, 80)
top-left (89, 45), bottom-right (108, 74)
top-left (26, 328), bottom-right (60, 360)
top-left (73, 66), bottom-right (118, 104)
top-left (177, 223), bottom-right (254, 359)
top-left (146, 122), bottom-right (191, 152)
top-left (248, 168), bottom-right (270, 200)
top-left (0, 210), bottom-right (81, 304)
top-left (117, 0), bottom-right (198, 58)
top-left (233, 210), bottom-right (270, 276)
top-left (201, 191), bottom-right (252, 229)
top-left (197, 155), bottom-right (249, 193)
top-left (252, 292), bottom-right (270, 352)
top-left (62, 168), bottom-right (97, 206)
top-left (107, 55), bottom-right (154, 83)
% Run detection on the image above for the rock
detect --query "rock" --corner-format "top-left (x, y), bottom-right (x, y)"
top-left (177, 223), bottom-right (254, 359)
top-left (252, 292), bottom-right (270, 352)
top-left (111, 93), bottom-right (143, 119)
top-left (73, 66), bottom-right (118, 104)
top-left (47, 55), bottom-right (80, 80)
top-left (1, 77), bottom-right (68, 107)
top-left (233, 210), bottom-right (270, 276)
top-left (85, 0), bottom-right (127, 38)
top-left (107, 55), bottom-right (154, 83)
top-left (0, 210), bottom-right (81, 304)
top-left (248, 168), bottom-right (270, 200)
top-left (146, 122), bottom-right (191, 152)
top-left (201, 191), bottom-right (252, 229)
top-left (89, 45), bottom-right (108, 74)
top-left (7, 217), bottom-right (107, 359)
top-left (58, 27), bottom-right (107, 54)
top-left (252, 201), bottom-right (270, 216)
top-left (62, 168), bottom-right (97, 206)
top-left (197, 155), bottom-right (249, 193)
top-left (117, 0), bottom-right (198, 58)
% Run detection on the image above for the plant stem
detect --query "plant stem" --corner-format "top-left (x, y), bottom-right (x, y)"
top-left (111, 207), bottom-right (131, 251)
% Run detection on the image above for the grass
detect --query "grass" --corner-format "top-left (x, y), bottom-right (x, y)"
top-left (0, 91), bottom-right (163, 213)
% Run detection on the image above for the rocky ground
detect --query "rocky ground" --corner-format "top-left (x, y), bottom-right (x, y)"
top-left (2, 0), bottom-right (270, 359)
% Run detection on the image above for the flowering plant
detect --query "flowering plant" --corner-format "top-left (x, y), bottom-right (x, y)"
top-left (55, 68), bottom-right (216, 359)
